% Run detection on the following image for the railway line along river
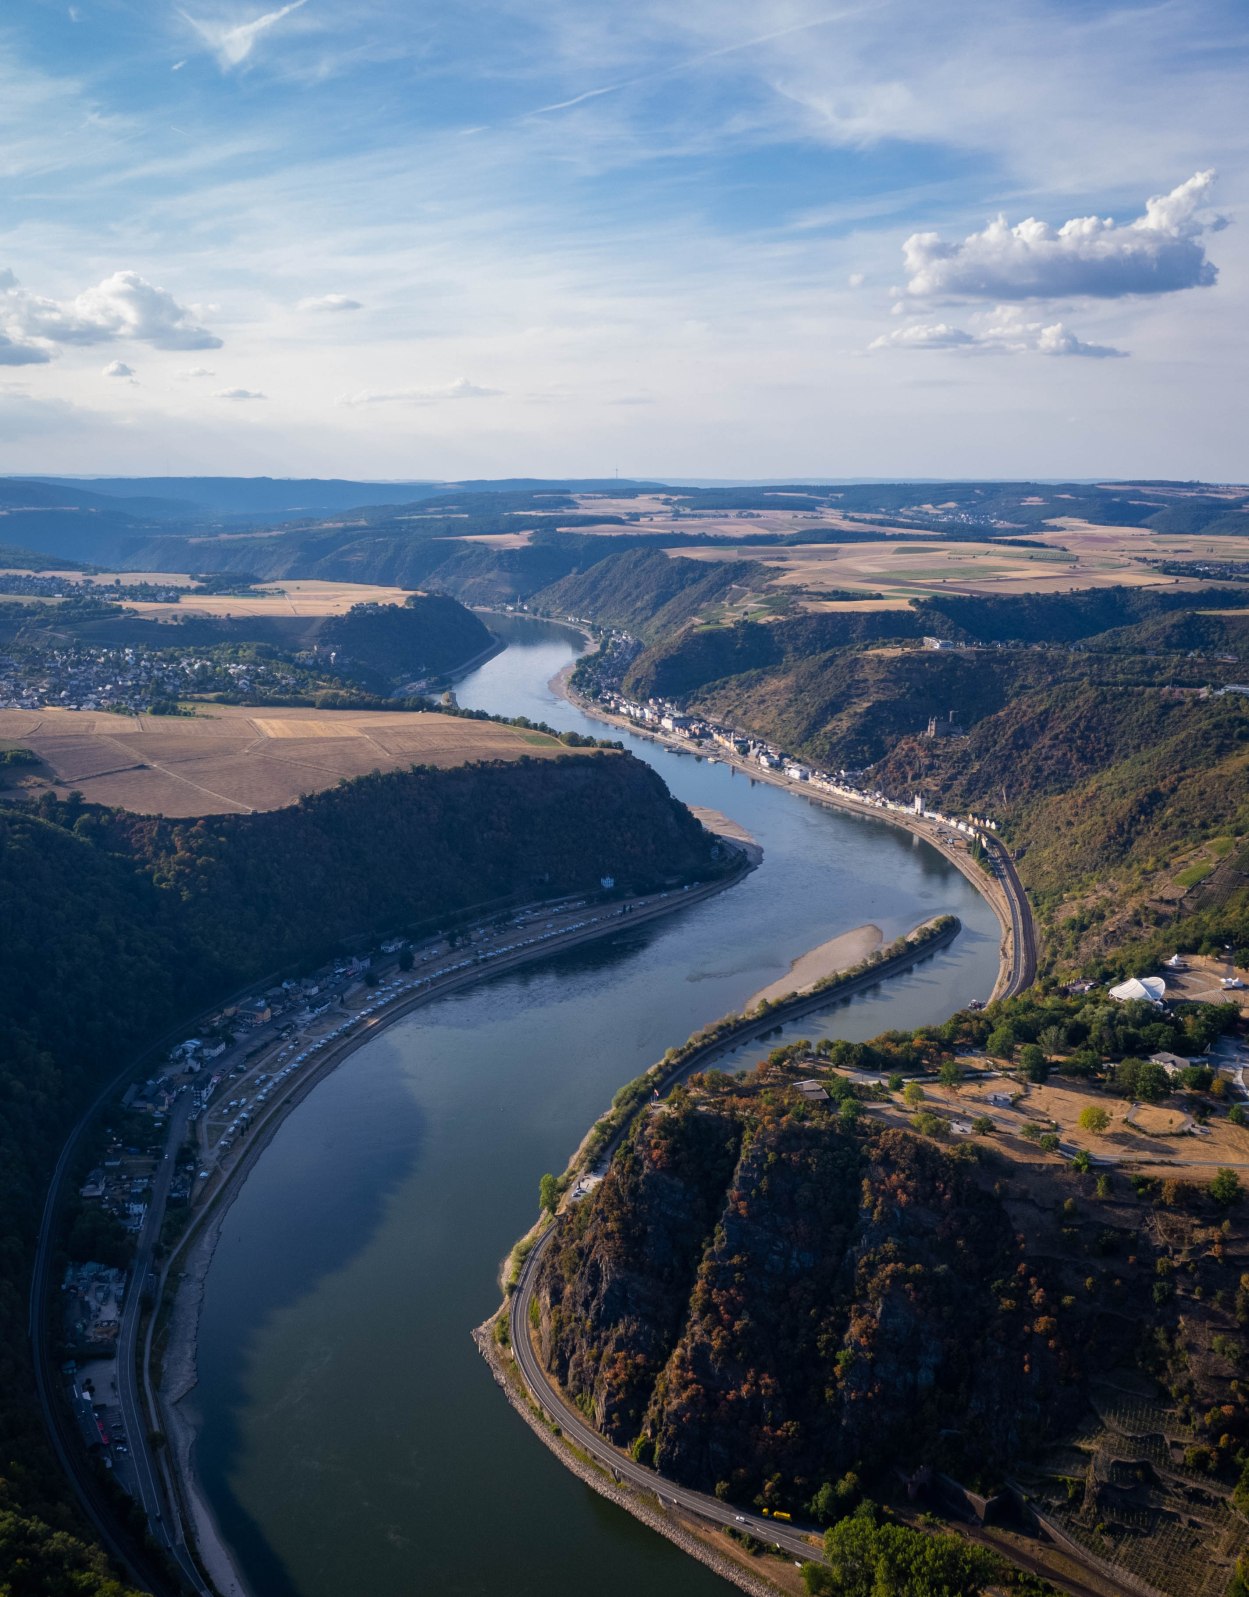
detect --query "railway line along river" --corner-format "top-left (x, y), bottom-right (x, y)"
top-left (189, 615), bottom-right (1002, 1597)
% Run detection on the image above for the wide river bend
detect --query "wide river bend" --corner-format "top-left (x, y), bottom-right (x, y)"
top-left (192, 617), bottom-right (1001, 1597)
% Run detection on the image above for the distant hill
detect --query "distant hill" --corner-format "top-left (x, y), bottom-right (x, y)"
top-left (28, 475), bottom-right (443, 517)
top-left (537, 548), bottom-right (776, 640)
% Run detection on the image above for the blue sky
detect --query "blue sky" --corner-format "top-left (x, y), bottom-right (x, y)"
top-left (1, 0), bottom-right (1245, 479)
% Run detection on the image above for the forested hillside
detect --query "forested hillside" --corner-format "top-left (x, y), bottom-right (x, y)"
top-left (0, 753), bottom-right (721, 1593)
top-left (535, 1063), bottom-right (1249, 1594)
top-left (611, 586), bottom-right (1249, 970)
top-left (535, 549), bottom-right (774, 640)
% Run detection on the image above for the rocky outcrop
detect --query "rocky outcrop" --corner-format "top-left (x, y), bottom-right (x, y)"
top-left (536, 1100), bottom-right (1142, 1505)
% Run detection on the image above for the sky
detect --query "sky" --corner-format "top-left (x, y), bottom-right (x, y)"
top-left (1, 0), bottom-right (1246, 481)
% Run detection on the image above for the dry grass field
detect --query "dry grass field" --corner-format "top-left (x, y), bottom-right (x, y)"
top-left (902, 1064), bottom-right (1249, 1178)
top-left (0, 704), bottom-right (574, 816)
top-left (0, 571), bottom-right (419, 619)
top-left (667, 535), bottom-right (1208, 609)
top-left (123, 577), bottom-right (419, 619)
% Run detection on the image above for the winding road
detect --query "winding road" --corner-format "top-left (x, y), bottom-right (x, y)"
top-left (508, 1220), bottom-right (821, 1569)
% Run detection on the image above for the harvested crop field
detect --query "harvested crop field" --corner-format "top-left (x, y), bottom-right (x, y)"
top-left (669, 537), bottom-right (1203, 605)
top-left (123, 578), bottom-right (419, 619)
top-left (0, 704), bottom-right (579, 816)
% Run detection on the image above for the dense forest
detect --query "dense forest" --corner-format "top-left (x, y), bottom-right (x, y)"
top-left (0, 752), bottom-right (721, 1593)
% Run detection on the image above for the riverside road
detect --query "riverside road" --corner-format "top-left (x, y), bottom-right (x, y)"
top-left (510, 1221), bottom-right (819, 1567)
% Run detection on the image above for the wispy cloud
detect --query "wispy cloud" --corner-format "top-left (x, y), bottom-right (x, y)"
top-left (214, 386), bottom-right (266, 399)
top-left (181, 0), bottom-right (310, 71)
top-left (336, 378), bottom-right (501, 407)
top-left (873, 308), bottom-right (1127, 359)
top-left (297, 292), bottom-right (362, 312)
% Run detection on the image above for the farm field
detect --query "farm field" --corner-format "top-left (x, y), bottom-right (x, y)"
top-left (667, 534), bottom-right (1213, 608)
top-left (0, 704), bottom-right (574, 816)
top-left (0, 571), bottom-right (419, 618)
top-left (122, 577), bottom-right (419, 619)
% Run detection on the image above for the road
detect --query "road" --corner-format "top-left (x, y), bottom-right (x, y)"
top-left (567, 682), bottom-right (1037, 1004)
top-left (113, 1092), bottom-right (211, 1593)
top-left (509, 1225), bottom-right (1128, 1597)
top-left (990, 840), bottom-right (1037, 999)
top-left (508, 1221), bottom-right (820, 1569)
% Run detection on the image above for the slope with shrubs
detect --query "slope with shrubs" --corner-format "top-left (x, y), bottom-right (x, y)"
top-left (535, 1066), bottom-right (1249, 1517)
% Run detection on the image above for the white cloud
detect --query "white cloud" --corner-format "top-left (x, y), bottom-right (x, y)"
top-left (181, 0), bottom-right (310, 71)
top-left (214, 386), bottom-right (266, 399)
top-left (178, 365), bottom-right (216, 378)
top-left (2, 268), bottom-right (222, 350)
top-left (102, 359), bottom-right (137, 378)
top-left (336, 378), bottom-right (502, 407)
top-left (0, 331), bottom-right (51, 366)
top-left (870, 322), bottom-right (977, 350)
top-left (902, 171), bottom-right (1222, 301)
top-left (847, 272), bottom-right (865, 288)
top-left (873, 308), bottom-right (1126, 358)
top-left (297, 292), bottom-right (362, 312)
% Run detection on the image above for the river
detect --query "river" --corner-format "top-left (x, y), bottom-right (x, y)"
top-left (191, 616), bottom-right (1001, 1597)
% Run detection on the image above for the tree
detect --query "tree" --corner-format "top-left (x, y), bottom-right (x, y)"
top-left (538, 1172), bottom-right (560, 1214)
top-left (1115, 1056), bottom-right (1169, 1103)
top-left (986, 1024), bottom-right (1015, 1060)
top-left (971, 1115), bottom-right (995, 1136)
top-left (1039, 1023), bottom-right (1067, 1057)
top-left (398, 944), bottom-right (415, 972)
top-left (938, 1060), bottom-right (960, 1091)
top-left (1229, 1103), bottom-right (1247, 1127)
top-left (814, 1505), bottom-right (1003, 1597)
top-left (1211, 1168), bottom-right (1242, 1208)
top-left (1072, 1149), bottom-right (1092, 1174)
top-left (1078, 1105), bottom-right (1110, 1135)
top-left (1019, 1043), bottom-right (1049, 1083)
top-left (903, 1081), bottom-right (924, 1108)
top-left (887, 1072), bottom-right (904, 1093)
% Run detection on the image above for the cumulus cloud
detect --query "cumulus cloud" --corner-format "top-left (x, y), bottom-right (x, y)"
top-left (214, 386), bottom-right (266, 400)
top-left (102, 359), bottom-right (137, 379)
top-left (178, 365), bottom-right (216, 378)
top-left (2, 267), bottom-right (222, 351)
top-left (297, 293), bottom-right (362, 312)
top-left (872, 308), bottom-right (1126, 359)
top-left (902, 171), bottom-right (1222, 301)
top-left (0, 331), bottom-right (51, 366)
top-left (181, 0), bottom-right (309, 71)
top-left (336, 378), bottom-right (502, 407)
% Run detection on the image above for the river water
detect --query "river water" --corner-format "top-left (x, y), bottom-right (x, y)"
top-left (192, 617), bottom-right (1000, 1597)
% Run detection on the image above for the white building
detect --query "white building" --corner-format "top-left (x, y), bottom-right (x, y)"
top-left (1108, 975), bottom-right (1166, 1006)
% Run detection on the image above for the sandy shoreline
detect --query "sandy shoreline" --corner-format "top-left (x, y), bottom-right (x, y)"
top-left (150, 652), bottom-right (1008, 1597)
top-left (746, 923), bottom-right (882, 1008)
top-left (557, 673), bottom-right (1017, 998)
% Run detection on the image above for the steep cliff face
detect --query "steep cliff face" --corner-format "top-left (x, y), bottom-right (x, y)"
top-left (534, 1097), bottom-right (1164, 1503)
top-left (536, 1107), bottom-right (743, 1440)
